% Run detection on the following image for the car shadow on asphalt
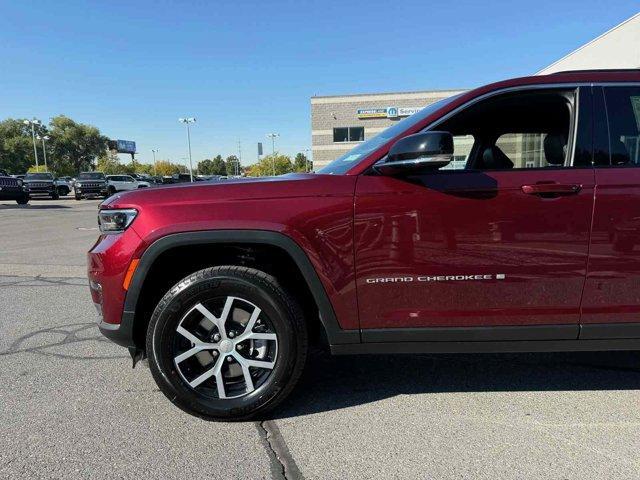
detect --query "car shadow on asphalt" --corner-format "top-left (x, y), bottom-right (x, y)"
top-left (271, 350), bottom-right (640, 419)
top-left (0, 203), bottom-right (71, 210)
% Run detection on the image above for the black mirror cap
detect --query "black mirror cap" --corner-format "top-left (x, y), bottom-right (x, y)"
top-left (387, 131), bottom-right (454, 162)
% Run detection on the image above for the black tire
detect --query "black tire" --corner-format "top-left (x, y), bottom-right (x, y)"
top-left (51, 192), bottom-right (59, 200)
top-left (16, 197), bottom-right (29, 205)
top-left (107, 186), bottom-right (116, 196)
top-left (75, 194), bottom-right (82, 200)
top-left (147, 266), bottom-right (308, 421)
top-left (57, 186), bottom-right (69, 196)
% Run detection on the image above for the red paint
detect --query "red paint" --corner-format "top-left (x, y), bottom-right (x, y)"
top-left (88, 70), bottom-right (640, 336)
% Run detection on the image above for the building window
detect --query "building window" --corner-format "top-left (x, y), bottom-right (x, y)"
top-left (333, 127), bottom-right (364, 143)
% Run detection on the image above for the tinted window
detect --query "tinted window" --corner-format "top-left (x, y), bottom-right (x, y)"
top-left (25, 173), bottom-right (54, 180)
top-left (604, 87), bottom-right (640, 166)
top-left (78, 172), bottom-right (106, 180)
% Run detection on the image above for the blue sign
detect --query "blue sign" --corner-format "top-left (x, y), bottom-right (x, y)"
top-left (116, 140), bottom-right (136, 154)
top-left (387, 107), bottom-right (398, 118)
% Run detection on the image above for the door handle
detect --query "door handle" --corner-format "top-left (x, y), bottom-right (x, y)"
top-left (521, 183), bottom-right (582, 196)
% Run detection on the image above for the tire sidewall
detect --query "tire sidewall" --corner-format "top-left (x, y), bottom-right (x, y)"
top-left (148, 270), bottom-right (304, 420)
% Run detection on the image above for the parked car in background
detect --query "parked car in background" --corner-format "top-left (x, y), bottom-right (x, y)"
top-left (106, 175), bottom-right (150, 195)
top-left (74, 172), bottom-right (109, 200)
top-left (0, 169), bottom-right (29, 204)
top-left (23, 172), bottom-right (58, 199)
top-left (54, 177), bottom-right (74, 196)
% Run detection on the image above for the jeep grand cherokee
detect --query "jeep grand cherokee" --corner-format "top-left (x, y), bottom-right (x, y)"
top-left (89, 70), bottom-right (640, 420)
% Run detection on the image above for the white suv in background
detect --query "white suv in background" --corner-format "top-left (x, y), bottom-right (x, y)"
top-left (106, 175), bottom-right (150, 195)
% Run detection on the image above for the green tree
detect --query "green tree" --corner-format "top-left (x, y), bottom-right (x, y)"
top-left (293, 152), bottom-right (311, 172)
top-left (246, 154), bottom-right (293, 176)
top-left (96, 150), bottom-right (122, 174)
top-left (210, 155), bottom-right (227, 175)
top-left (0, 118), bottom-right (40, 174)
top-left (154, 160), bottom-right (187, 176)
top-left (225, 155), bottom-right (240, 176)
top-left (197, 158), bottom-right (214, 175)
top-left (48, 115), bottom-right (108, 175)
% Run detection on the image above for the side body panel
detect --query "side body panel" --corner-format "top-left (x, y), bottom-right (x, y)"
top-left (354, 169), bottom-right (594, 329)
top-left (98, 174), bottom-right (360, 331)
top-left (582, 85), bottom-right (640, 327)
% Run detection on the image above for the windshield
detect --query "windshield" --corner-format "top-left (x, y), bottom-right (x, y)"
top-left (78, 172), bottom-right (105, 180)
top-left (25, 173), bottom-right (54, 180)
top-left (317, 94), bottom-right (462, 175)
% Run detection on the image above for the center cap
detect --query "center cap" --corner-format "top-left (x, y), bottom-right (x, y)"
top-left (219, 339), bottom-right (233, 354)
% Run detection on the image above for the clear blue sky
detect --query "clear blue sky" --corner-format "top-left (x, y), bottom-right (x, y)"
top-left (1, 1), bottom-right (638, 166)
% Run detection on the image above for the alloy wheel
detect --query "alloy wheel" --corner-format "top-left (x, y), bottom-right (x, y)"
top-left (172, 296), bottom-right (278, 399)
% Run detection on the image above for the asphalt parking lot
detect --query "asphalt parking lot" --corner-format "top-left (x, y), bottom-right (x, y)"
top-left (1, 197), bottom-right (640, 479)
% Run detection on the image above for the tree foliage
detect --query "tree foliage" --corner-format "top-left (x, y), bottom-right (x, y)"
top-left (48, 116), bottom-right (108, 176)
top-left (246, 154), bottom-right (293, 176)
top-left (225, 155), bottom-right (241, 176)
top-left (197, 155), bottom-right (227, 175)
top-left (0, 115), bottom-right (107, 176)
top-left (293, 153), bottom-right (311, 172)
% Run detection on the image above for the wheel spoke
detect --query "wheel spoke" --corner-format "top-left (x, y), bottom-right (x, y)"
top-left (189, 363), bottom-right (218, 388)
top-left (235, 354), bottom-right (275, 370)
top-left (240, 364), bottom-right (255, 393)
top-left (235, 304), bottom-right (264, 342)
top-left (245, 332), bottom-right (277, 342)
top-left (214, 369), bottom-right (226, 399)
top-left (176, 325), bottom-right (203, 346)
top-left (194, 301), bottom-right (230, 340)
top-left (174, 345), bottom-right (203, 364)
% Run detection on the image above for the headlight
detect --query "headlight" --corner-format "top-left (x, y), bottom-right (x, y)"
top-left (75, 182), bottom-right (82, 188)
top-left (98, 209), bottom-right (137, 234)
top-left (17, 179), bottom-right (23, 187)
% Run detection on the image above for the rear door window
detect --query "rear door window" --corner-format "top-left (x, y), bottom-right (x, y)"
top-left (603, 87), bottom-right (640, 166)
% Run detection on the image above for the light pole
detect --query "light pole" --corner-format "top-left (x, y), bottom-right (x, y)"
top-left (178, 117), bottom-right (196, 182)
top-left (36, 135), bottom-right (50, 172)
top-left (266, 133), bottom-right (279, 176)
top-left (303, 148), bottom-right (312, 172)
top-left (151, 149), bottom-right (159, 176)
top-left (23, 119), bottom-right (41, 170)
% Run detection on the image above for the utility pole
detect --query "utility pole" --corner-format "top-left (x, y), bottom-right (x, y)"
top-left (266, 133), bottom-right (279, 176)
top-left (23, 119), bottom-right (41, 170)
top-left (304, 148), bottom-right (312, 172)
top-left (178, 118), bottom-right (196, 182)
top-left (237, 140), bottom-right (242, 176)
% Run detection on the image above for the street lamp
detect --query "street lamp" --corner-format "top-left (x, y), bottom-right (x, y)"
top-left (151, 149), bottom-right (159, 176)
top-left (266, 133), bottom-right (280, 176)
top-left (303, 148), bottom-right (312, 172)
top-left (23, 119), bottom-right (41, 170)
top-left (36, 135), bottom-right (51, 172)
top-left (178, 117), bottom-right (196, 182)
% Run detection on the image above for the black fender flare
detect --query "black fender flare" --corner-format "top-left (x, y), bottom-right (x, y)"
top-left (121, 230), bottom-right (359, 347)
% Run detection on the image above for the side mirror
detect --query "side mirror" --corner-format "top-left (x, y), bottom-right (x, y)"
top-left (376, 131), bottom-right (454, 175)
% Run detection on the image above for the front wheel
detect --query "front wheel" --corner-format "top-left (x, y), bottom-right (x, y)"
top-left (16, 197), bottom-right (29, 205)
top-left (147, 266), bottom-right (308, 421)
top-left (51, 192), bottom-right (59, 200)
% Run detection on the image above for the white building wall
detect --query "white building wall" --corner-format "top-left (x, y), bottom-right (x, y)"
top-left (538, 13), bottom-right (640, 74)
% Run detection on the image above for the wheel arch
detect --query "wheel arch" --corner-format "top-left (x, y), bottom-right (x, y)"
top-left (123, 230), bottom-right (359, 351)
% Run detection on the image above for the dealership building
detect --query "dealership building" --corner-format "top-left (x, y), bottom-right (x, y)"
top-left (310, 12), bottom-right (640, 169)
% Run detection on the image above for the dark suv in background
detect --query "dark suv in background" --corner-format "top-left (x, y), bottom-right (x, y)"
top-left (23, 172), bottom-right (58, 200)
top-left (0, 169), bottom-right (29, 204)
top-left (75, 172), bottom-right (109, 200)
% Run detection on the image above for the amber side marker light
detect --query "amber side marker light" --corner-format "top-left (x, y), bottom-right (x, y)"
top-left (123, 258), bottom-right (140, 290)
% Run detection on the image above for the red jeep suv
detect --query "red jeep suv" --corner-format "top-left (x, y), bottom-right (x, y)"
top-left (90, 70), bottom-right (640, 420)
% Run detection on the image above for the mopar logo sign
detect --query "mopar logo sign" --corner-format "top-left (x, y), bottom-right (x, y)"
top-left (357, 107), bottom-right (422, 119)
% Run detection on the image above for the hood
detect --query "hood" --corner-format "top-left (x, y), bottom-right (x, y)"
top-left (102, 173), bottom-right (354, 209)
